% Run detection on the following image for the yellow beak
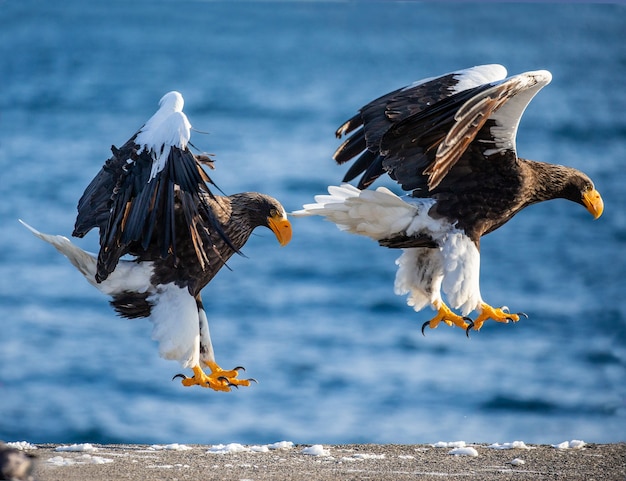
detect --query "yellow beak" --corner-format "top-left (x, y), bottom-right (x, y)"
top-left (267, 213), bottom-right (293, 246)
top-left (582, 188), bottom-right (604, 219)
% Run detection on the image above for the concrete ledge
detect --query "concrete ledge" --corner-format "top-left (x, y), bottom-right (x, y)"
top-left (26, 442), bottom-right (625, 481)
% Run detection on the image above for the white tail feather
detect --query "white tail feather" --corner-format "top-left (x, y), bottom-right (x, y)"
top-left (21, 219), bottom-right (202, 367)
top-left (292, 184), bottom-right (419, 241)
top-left (20, 220), bottom-right (153, 296)
top-left (19, 219), bottom-right (98, 281)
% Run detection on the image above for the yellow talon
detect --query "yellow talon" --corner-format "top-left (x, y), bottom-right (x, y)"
top-left (422, 303), bottom-right (470, 334)
top-left (177, 362), bottom-right (252, 392)
top-left (470, 303), bottom-right (522, 331)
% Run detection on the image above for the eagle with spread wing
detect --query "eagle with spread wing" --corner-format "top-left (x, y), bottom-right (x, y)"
top-left (22, 91), bottom-right (292, 391)
top-left (295, 65), bottom-right (603, 334)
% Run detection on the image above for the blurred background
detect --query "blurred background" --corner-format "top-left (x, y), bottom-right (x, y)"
top-left (1, 1), bottom-right (624, 445)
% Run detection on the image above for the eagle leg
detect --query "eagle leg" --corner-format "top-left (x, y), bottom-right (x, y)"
top-left (173, 363), bottom-right (256, 392)
top-left (467, 303), bottom-right (528, 332)
top-left (421, 302), bottom-right (471, 335)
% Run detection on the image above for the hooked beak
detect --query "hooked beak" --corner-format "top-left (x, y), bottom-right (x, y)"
top-left (267, 213), bottom-right (292, 246)
top-left (582, 188), bottom-right (604, 219)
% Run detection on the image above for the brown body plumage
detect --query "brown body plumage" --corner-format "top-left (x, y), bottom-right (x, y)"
top-left (25, 91), bottom-right (291, 391)
top-left (298, 65), bottom-right (603, 334)
top-left (111, 192), bottom-right (288, 319)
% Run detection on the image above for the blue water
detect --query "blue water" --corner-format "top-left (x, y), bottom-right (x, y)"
top-left (1, 1), bottom-right (625, 446)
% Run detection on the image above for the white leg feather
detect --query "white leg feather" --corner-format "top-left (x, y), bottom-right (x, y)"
top-left (198, 304), bottom-right (216, 365)
top-left (441, 233), bottom-right (483, 316)
top-left (394, 248), bottom-right (445, 312)
top-left (148, 283), bottom-right (200, 368)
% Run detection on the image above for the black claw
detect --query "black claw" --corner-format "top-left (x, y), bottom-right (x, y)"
top-left (247, 378), bottom-right (259, 384)
top-left (518, 312), bottom-right (529, 319)
top-left (465, 320), bottom-right (475, 338)
top-left (217, 376), bottom-right (230, 383)
top-left (421, 321), bottom-right (431, 336)
top-left (233, 366), bottom-right (246, 372)
top-left (172, 373), bottom-right (187, 381)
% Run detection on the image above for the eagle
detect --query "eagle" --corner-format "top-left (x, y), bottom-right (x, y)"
top-left (294, 65), bottom-right (603, 334)
top-left (22, 91), bottom-right (292, 391)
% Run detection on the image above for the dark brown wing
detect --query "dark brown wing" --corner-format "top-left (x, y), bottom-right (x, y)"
top-left (333, 65), bottom-right (508, 190)
top-left (73, 137), bottom-right (234, 283)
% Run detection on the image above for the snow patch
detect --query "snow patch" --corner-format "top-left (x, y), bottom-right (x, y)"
top-left (510, 458), bottom-right (526, 466)
top-left (47, 456), bottom-right (75, 466)
top-left (552, 440), bottom-right (586, 450)
top-left (47, 454), bottom-right (113, 465)
top-left (149, 443), bottom-right (192, 451)
top-left (487, 441), bottom-right (533, 450)
top-left (432, 441), bottom-right (467, 448)
top-left (207, 443), bottom-right (249, 454)
top-left (448, 447), bottom-right (479, 457)
top-left (5, 441), bottom-right (37, 450)
top-left (206, 441), bottom-right (294, 454)
top-left (147, 463), bottom-right (189, 469)
top-left (267, 441), bottom-right (294, 450)
top-left (55, 443), bottom-right (98, 452)
top-left (249, 445), bottom-right (270, 452)
top-left (352, 453), bottom-right (386, 460)
top-left (301, 445), bottom-right (330, 456)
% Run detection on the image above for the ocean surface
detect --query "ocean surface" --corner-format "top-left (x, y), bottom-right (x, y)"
top-left (1, 1), bottom-right (625, 446)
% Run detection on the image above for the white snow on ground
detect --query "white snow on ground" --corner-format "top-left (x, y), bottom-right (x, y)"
top-left (149, 443), bottom-right (192, 451)
top-left (432, 441), bottom-right (480, 456)
top-left (207, 443), bottom-right (249, 454)
top-left (552, 440), bottom-right (586, 449)
top-left (340, 453), bottom-right (387, 462)
top-left (487, 441), bottom-right (533, 450)
top-left (147, 463), bottom-right (189, 469)
top-left (5, 441), bottom-right (37, 450)
top-left (206, 441), bottom-right (294, 454)
top-left (301, 445), bottom-right (330, 456)
top-left (510, 458), bottom-right (526, 466)
top-left (448, 447), bottom-right (479, 457)
top-left (47, 454), bottom-right (113, 466)
top-left (267, 441), bottom-right (294, 449)
top-left (352, 453), bottom-right (386, 460)
top-left (432, 441), bottom-right (467, 448)
top-left (55, 443), bottom-right (98, 452)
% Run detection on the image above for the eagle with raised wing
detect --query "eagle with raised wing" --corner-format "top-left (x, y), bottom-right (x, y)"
top-left (295, 65), bottom-right (602, 334)
top-left (23, 91), bottom-right (292, 391)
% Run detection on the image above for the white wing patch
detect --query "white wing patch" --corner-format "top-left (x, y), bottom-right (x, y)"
top-left (485, 70), bottom-right (552, 156)
top-left (401, 64), bottom-right (507, 95)
top-left (450, 64), bottom-right (507, 94)
top-left (135, 91), bottom-right (192, 181)
top-left (148, 283), bottom-right (200, 368)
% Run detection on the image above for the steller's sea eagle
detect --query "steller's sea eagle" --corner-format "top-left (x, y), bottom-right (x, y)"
top-left (294, 65), bottom-right (603, 334)
top-left (22, 91), bottom-right (292, 391)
